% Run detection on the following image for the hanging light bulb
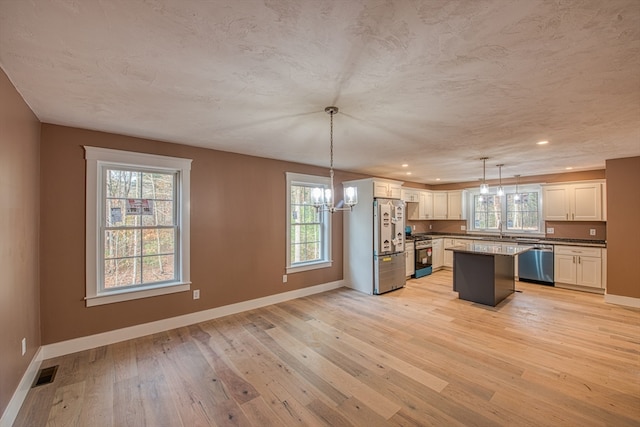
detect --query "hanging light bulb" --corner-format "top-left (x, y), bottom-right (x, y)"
top-left (496, 164), bottom-right (505, 196)
top-left (311, 106), bottom-right (357, 213)
top-left (480, 157), bottom-right (489, 194)
top-left (514, 174), bottom-right (521, 202)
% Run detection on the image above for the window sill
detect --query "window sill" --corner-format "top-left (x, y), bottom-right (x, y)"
top-left (85, 281), bottom-right (191, 307)
top-left (286, 260), bottom-right (332, 274)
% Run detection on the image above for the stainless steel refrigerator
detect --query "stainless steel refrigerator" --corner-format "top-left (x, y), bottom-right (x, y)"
top-left (373, 198), bottom-right (406, 294)
top-left (343, 178), bottom-right (407, 295)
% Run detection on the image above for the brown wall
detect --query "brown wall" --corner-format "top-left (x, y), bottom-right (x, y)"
top-left (0, 69), bottom-right (41, 416)
top-left (39, 124), bottom-right (367, 344)
top-left (605, 156), bottom-right (640, 299)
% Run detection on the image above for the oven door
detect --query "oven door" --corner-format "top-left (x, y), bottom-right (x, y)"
top-left (415, 245), bottom-right (433, 270)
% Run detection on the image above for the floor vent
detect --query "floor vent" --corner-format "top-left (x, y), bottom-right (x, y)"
top-left (32, 365), bottom-right (58, 387)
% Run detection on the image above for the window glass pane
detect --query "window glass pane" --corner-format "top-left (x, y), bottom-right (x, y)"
top-left (104, 230), bottom-right (141, 259)
top-left (105, 199), bottom-right (128, 227)
top-left (142, 229), bottom-right (175, 255)
top-left (142, 172), bottom-right (174, 200)
top-left (140, 200), bottom-right (174, 226)
top-left (104, 257), bottom-right (142, 288)
top-left (142, 255), bottom-right (175, 283)
top-left (106, 170), bottom-right (140, 198)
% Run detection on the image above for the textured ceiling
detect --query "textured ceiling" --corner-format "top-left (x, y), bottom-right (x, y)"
top-left (1, 0), bottom-right (639, 184)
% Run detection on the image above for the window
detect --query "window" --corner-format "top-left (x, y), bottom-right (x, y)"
top-left (473, 194), bottom-right (502, 230)
top-left (469, 184), bottom-right (542, 234)
top-left (506, 192), bottom-right (539, 231)
top-left (286, 172), bottom-right (331, 273)
top-left (85, 147), bottom-right (192, 306)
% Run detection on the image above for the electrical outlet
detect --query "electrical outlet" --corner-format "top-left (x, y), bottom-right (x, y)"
top-left (590, 229), bottom-right (596, 236)
top-left (412, 225), bottom-right (416, 231)
top-left (429, 224), bottom-right (432, 230)
top-left (460, 225), bottom-right (466, 231)
top-left (21, 338), bottom-right (26, 356)
top-left (282, 274), bottom-right (288, 283)
top-left (193, 289), bottom-right (200, 300)
top-left (546, 227), bottom-right (554, 234)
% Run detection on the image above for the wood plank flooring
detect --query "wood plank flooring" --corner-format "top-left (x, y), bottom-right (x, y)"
top-left (14, 271), bottom-right (640, 426)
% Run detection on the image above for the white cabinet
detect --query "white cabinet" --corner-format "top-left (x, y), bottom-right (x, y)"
top-left (403, 189), bottom-right (433, 220)
top-left (543, 182), bottom-right (604, 221)
top-left (419, 191), bottom-right (434, 219)
top-left (433, 192), bottom-right (448, 219)
top-left (432, 238), bottom-right (444, 270)
top-left (401, 188), bottom-right (419, 202)
top-left (374, 180), bottom-right (402, 199)
top-left (447, 191), bottom-right (466, 220)
top-left (554, 246), bottom-right (603, 289)
top-left (405, 241), bottom-right (415, 277)
top-left (443, 238), bottom-right (461, 268)
top-left (433, 191), bottom-right (467, 220)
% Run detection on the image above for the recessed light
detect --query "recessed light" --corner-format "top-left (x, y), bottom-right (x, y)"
top-left (435, 178), bottom-right (441, 181)
top-left (536, 140), bottom-right (549, 145)
top-left (565, 167), bottom-right (573, 170)
top-left (401, 163), bottom-right (409, 168)
top-left (406, 172), bottom-right (412, 175)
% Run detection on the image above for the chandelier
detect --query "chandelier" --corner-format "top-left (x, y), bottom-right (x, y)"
top-left (311, 106), bottom-right (358, 212)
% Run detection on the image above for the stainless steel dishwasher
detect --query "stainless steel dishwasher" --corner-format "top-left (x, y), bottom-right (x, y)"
top-left (518, 243), bottom-right (554, 285)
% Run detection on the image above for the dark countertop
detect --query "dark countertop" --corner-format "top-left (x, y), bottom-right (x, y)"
top-left (445, 243), bottom-right (534, 257)
top-left (410, 232), bottom-right (606, 248)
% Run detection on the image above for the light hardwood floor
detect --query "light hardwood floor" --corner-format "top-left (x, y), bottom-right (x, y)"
top-left (15, 270), bottom-right (640, 426)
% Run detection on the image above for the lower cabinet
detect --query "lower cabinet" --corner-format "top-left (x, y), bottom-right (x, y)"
top-left (432, 239), bottom-right (444, 270)
top-left (405, 242), bottom-right (415, 277)
top-left (554, 246), bottom-right (602, 290)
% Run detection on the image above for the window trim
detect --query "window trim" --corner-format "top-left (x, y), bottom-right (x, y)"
top-left (84, 146), bottom-right (192, 307)
top-left (285, 172), bottom-right (332, 274)
top-left (466, 184), bottom-right (544, 236)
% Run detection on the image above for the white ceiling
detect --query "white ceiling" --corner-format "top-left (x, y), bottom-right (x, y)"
top-left (1, 0), bottom-right (639, 184)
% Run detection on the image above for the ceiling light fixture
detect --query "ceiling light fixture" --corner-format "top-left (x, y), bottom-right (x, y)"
top-left (480, 157), bottom-right (489, 195)
top-left (311, 106), bottom-right (357, 213)
top-left (513, 174), bottom-right (521, 202)
top-left (496, 164), bottom-right (505, 196)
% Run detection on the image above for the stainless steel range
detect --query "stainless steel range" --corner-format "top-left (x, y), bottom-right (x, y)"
top-left (414, 236), bottom-right (433, 278)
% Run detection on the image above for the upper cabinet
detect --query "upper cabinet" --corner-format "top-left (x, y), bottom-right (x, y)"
top-left (433, 190), bottom-right (466, 220)
top-left (433, 192), bottom-right (448, 219)
top-left (543, 181), bottom-right (604, 221)
top-left (401, 188), bottom-right (420, 203)
top-left (419, 191), bottom-right (434, 219)
top-left (403, 189), bottom-right (433, 220)
top-left (374, 180), bottom-right (402, 199)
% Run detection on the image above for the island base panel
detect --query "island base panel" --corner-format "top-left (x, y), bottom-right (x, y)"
top-left (453, 252), bottom-right (515, 306)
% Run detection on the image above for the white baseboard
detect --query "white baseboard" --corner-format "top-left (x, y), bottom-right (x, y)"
top-left (605, 293), bottom-right (640, 308)
top-left (42, 280), bottom-right (344, 360)
top-left (0, 347), bottom-right (43, 427)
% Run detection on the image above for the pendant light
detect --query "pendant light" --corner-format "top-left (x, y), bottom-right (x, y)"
top-left (311, 106), bottom-right (358, 213)
top-left (479, 157), bottom-right (489, 194)
top-left (496, 164), bottom-right (505, 196)
top-left (514, 174), bottom-right (521, 202)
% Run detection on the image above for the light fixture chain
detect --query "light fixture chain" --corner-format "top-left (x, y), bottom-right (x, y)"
top-left (329, 109), bottom-right (334, 171)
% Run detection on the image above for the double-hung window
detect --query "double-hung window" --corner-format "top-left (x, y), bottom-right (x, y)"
top-left (84, 147), bottom-right (192, 306)
top-left (469, 184), bottom-right (542, 234)
top-left (286, 172), bottom-right (331, 273)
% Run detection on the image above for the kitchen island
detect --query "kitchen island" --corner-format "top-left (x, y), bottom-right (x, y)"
top-left (446, 243), bottom-right (533, 306)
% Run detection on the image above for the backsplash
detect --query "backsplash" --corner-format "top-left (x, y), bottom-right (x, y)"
top-left (545, 221), bottom-right (606, 241)
top-left (406, 219), bottom-right (607, 241)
